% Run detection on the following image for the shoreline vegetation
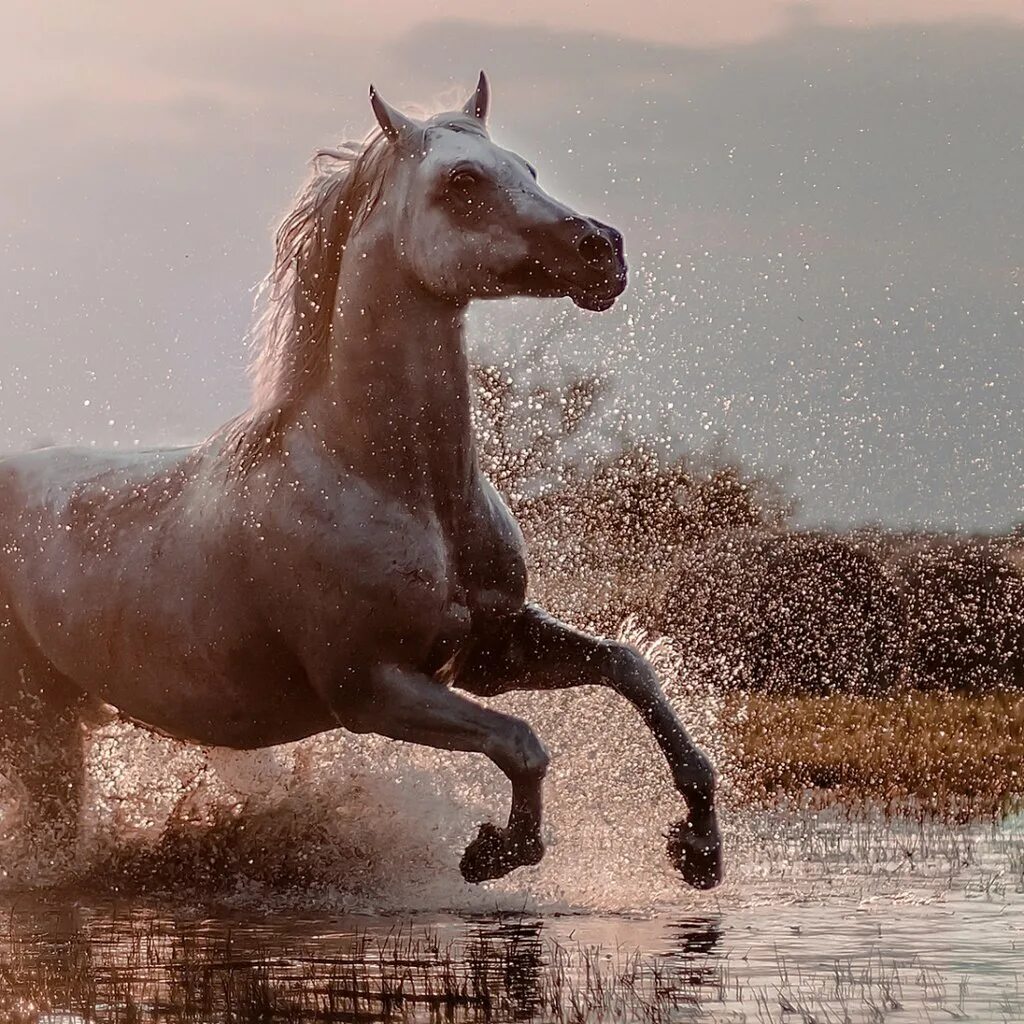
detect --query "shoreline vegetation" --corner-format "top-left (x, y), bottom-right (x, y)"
top-left (722, 690), bottom-right (1024, 818)
top-left (1, 360), bottom-right (1021, 903)
top-left (473, 359), bottom-right (1024, 818)
top-left (0, 376), bottom-right (1020, 1021)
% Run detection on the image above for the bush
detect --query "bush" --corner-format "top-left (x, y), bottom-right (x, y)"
top-left (471, 360), bottom-right (791, 631)
top-left (894, 543), bottom-right (1024, 692)
top-left (471, 361), bottom-right (1024, 695)
top-left (657, 530), bottom-right (904, 695)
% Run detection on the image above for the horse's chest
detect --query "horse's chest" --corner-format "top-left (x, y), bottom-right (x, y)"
top-left (261, 492), bottom-right (454, 654)
top-left (257, 469), bottom-right (528, 676)
top-left (452, 486), bottom-right (528, 627)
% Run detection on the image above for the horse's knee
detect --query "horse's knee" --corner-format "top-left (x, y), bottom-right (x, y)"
top-left (518, 722), bottom-right (550, 778)
top-left (486, 716), bottom-right (549, 780)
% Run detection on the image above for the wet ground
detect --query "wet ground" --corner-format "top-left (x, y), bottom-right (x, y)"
top-left (2, 810), bottom-right (1022, 1022)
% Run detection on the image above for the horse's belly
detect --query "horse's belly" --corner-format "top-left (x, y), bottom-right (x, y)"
top-left (119, 688), bottom-right (339, 750)
top-left (82, 628), bottom-right (337, 749)
top-left (121, 695), bottom-right (337, 750)
top-left (1, 551), bottom-right (336, 748)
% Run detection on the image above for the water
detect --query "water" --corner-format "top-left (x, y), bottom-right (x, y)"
top-left (1, 655), bottom-right (1023, 1021)
top-left (1, 814), bottom-right (1022, 1022)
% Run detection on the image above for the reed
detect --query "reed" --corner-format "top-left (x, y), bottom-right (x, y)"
top-left (720, 689), bottom-right (1024, 817)
top-left (0, 911), bottom-right (1016, 1023)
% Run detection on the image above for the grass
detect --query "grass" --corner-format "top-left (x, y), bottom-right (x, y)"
top-left (0, 911), bottom-right (1019, 1023)
top-left (0, 919), bottom-right (724, 1023)
top-left (720, 689), bottom-right (1024, 818)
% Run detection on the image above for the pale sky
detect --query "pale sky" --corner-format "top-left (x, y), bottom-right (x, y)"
top-left (354, 0), bottom-right (1024, 45)
top-left (2, 2), bottom-right (1023, 529)
top-left (10, 0), bottom-right (1024, 48)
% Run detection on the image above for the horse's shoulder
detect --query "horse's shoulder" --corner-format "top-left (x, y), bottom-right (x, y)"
top-left (256, 443), bottom-right (420, 533)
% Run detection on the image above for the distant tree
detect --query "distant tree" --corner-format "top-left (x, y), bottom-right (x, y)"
top-left (471, 358), bottom-right (792, 631)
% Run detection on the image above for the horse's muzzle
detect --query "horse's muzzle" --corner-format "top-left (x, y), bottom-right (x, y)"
top-left (568, 220), bottom-right (627, 311)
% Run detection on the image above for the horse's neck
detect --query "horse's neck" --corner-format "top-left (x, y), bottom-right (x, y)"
top-left (302, 255), bottom-right (476, 516)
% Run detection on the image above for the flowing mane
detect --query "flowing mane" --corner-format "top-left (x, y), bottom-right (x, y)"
top-left (220, 129), bottom-right (396, 471)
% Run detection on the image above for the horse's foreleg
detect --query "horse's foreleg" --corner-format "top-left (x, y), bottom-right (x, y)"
top-left (447, 603), bottom-right (723, 889)
top-left (344, 666), bottom-right (549, 882)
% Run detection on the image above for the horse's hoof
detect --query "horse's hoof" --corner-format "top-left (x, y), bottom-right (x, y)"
top-left (667, 817), bottom-right (723, 890)
top-left (460, 822), bottom-right (545, 883)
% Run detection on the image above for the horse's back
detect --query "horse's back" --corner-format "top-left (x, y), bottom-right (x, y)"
top-left (0, 443), bottom-right (198, 529)
top-left (0, 442), bottom-right (209, 674)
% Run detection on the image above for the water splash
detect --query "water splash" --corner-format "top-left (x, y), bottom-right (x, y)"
top-left (0, 622), bottom-right (727, 914)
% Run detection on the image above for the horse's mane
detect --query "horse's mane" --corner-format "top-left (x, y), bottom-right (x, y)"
top-left (219, 129), bottom-right (396, 473)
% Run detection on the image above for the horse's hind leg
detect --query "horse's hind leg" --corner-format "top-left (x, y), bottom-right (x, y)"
top-left (0, 609), bottom-right (88, 851)
top-left (343, 666), bottom-right (549, 882)
top-left (447, 603), bottom-right (723, 890)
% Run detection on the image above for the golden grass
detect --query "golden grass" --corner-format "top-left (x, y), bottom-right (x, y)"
top-left (720, 689), bottom-right (1024, 818)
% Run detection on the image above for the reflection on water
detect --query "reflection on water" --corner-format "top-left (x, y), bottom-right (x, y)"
top-left (1, 813), bottom-right (1022, 1023)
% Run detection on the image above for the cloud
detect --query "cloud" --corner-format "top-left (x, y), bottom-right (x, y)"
top-left (1, 15), bottom-right (1022, 528)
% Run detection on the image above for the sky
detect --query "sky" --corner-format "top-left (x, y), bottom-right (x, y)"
top-left (1, 1), bottom-right (1022, 529)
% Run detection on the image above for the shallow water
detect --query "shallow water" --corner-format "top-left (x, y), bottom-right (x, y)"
top-left (2, 641), bottom-right (1023, 1021)
top-left (2, 811), bottom-right (1022, 1022)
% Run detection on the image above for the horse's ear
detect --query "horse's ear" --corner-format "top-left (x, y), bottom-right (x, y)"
top-left (369, 85), bottom-right (417, 144)
top-left (461, 70), bottom-right (490, 124)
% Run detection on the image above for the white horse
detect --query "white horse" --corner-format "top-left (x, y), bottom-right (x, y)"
top-left (0, 75), bottom-right (722, 888)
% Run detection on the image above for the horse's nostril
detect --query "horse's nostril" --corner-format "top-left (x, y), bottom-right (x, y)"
top-left (577, 232), bottom-right (614, 266)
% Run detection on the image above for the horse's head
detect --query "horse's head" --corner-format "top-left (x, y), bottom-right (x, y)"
top-left (368, 73), bottom-right (627, 312)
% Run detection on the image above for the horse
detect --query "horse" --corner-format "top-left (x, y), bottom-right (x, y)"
top-left (0, 74), bottom-right (722, 889)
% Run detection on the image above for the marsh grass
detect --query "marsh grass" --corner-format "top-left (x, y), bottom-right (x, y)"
top-left (722, 690), bottom-right (1024, 819)
top-left (0, 920), bottom-right (722, 1023)
top-left (2, 362), bottom-right (1023, 1020)
top-left (0, 909), bottom-right (1019, 1023)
